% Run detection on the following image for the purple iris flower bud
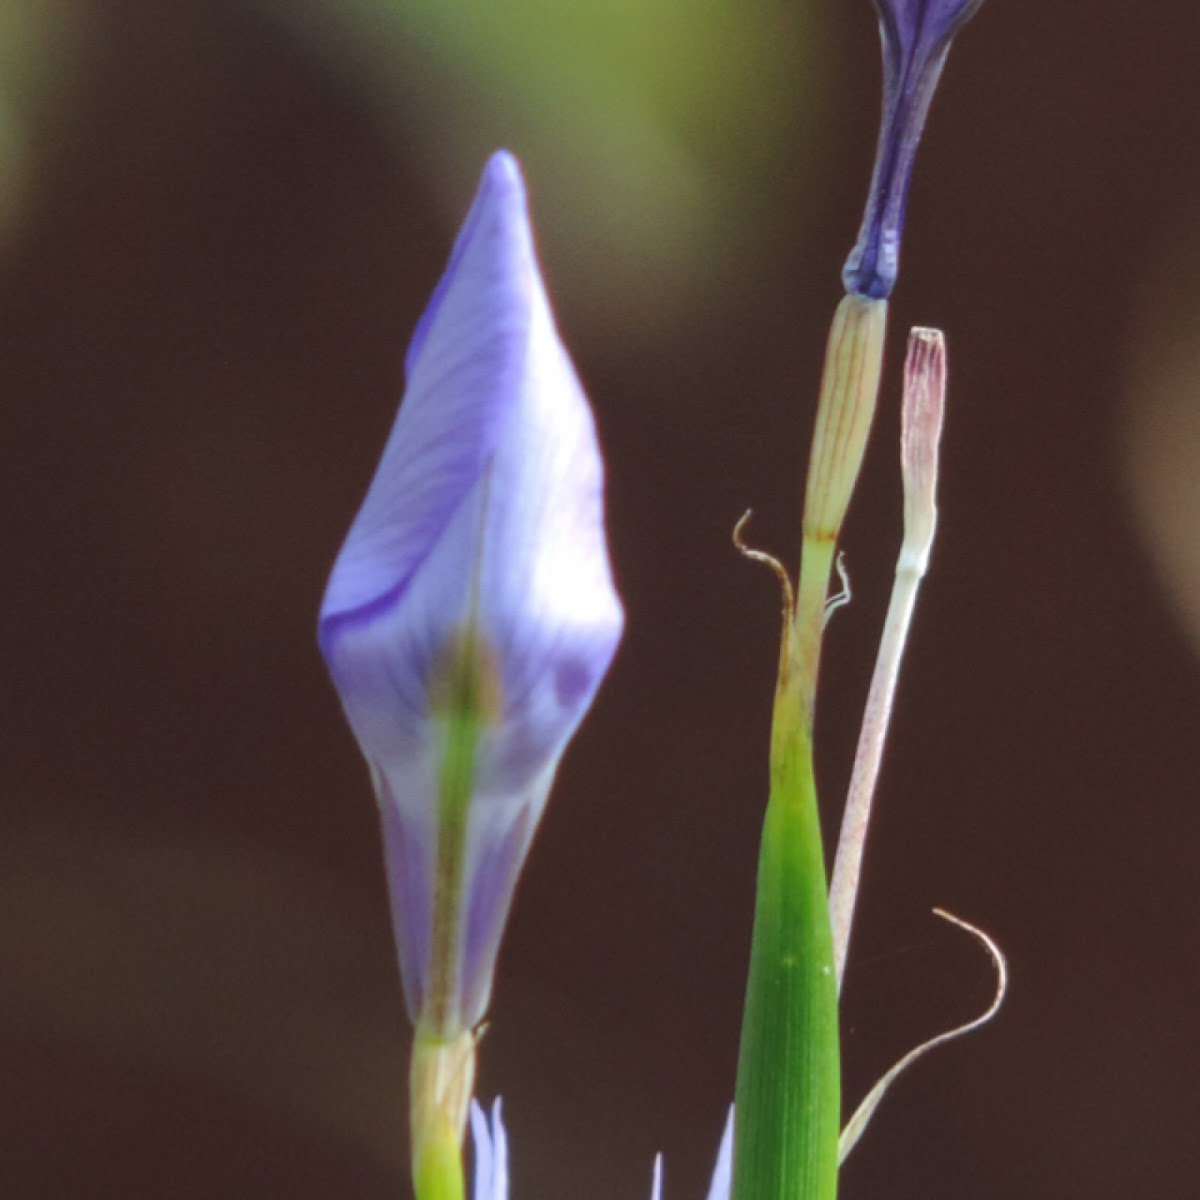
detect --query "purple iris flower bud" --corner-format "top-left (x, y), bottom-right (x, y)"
top-left (842, 0), bottom-right (984, 299)
top-left (319, 151), bottom-right (624, 1037)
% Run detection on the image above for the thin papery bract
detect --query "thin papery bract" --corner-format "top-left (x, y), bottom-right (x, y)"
top-left (320, 152), bottom-right (623, 1041)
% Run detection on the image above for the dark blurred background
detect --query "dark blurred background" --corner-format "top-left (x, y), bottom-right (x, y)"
top-left (2, 1), bottom-right (1199, 1196)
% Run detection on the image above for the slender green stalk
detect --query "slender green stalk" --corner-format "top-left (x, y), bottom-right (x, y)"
top-left (411, 1031), bottom-right (474, 1200)
top-left (731, 295), bottom-right (886, 1200)
top-left (425, 696), bottom-right (477, 1033)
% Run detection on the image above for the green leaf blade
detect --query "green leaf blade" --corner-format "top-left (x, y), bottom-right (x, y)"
top-left (733, 724), bottom-right (840, 1200)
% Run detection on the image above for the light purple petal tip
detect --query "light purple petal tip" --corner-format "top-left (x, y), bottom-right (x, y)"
top-left (651, 1107), bottom-right (732, 1200)
top-left (405, 152), bottom-right (525, 382)
top-left (469, 1099), bottom-right (493, 1200)
top-left (650, 1153), bottom-right (663, 1200)
top-left (842, 0), bottom-right (984, 298)
top-left (319, 150), bottom-right (534, 636)
top-left (471, 1097), bottom-right (509, 1200)
top-left (704, 1108), bottom-right (734, 1200)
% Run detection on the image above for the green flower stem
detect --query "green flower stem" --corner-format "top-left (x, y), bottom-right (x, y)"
top-left (411, 1031), bottom-right (475, 1200)
top-left (732, 295), bottom-right (886, 1200)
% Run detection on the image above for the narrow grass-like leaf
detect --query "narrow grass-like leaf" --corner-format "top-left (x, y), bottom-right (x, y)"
top-left (732, 702), bottom-right (841, 1200)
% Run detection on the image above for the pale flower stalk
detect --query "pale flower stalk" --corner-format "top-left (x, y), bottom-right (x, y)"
top-left (828, 327), bottom-right (948, 989)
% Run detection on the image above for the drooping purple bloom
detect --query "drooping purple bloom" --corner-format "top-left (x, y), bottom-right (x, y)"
top-left (319, 151), bottom-right (624, 1036)
top-left (842, 0), bottom-right (984, 299)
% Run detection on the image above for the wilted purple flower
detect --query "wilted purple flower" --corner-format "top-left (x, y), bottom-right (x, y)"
top-left (842, 0), bottom-right (984, 299)
top-left (319, 151), bottom-right (624, 1037)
